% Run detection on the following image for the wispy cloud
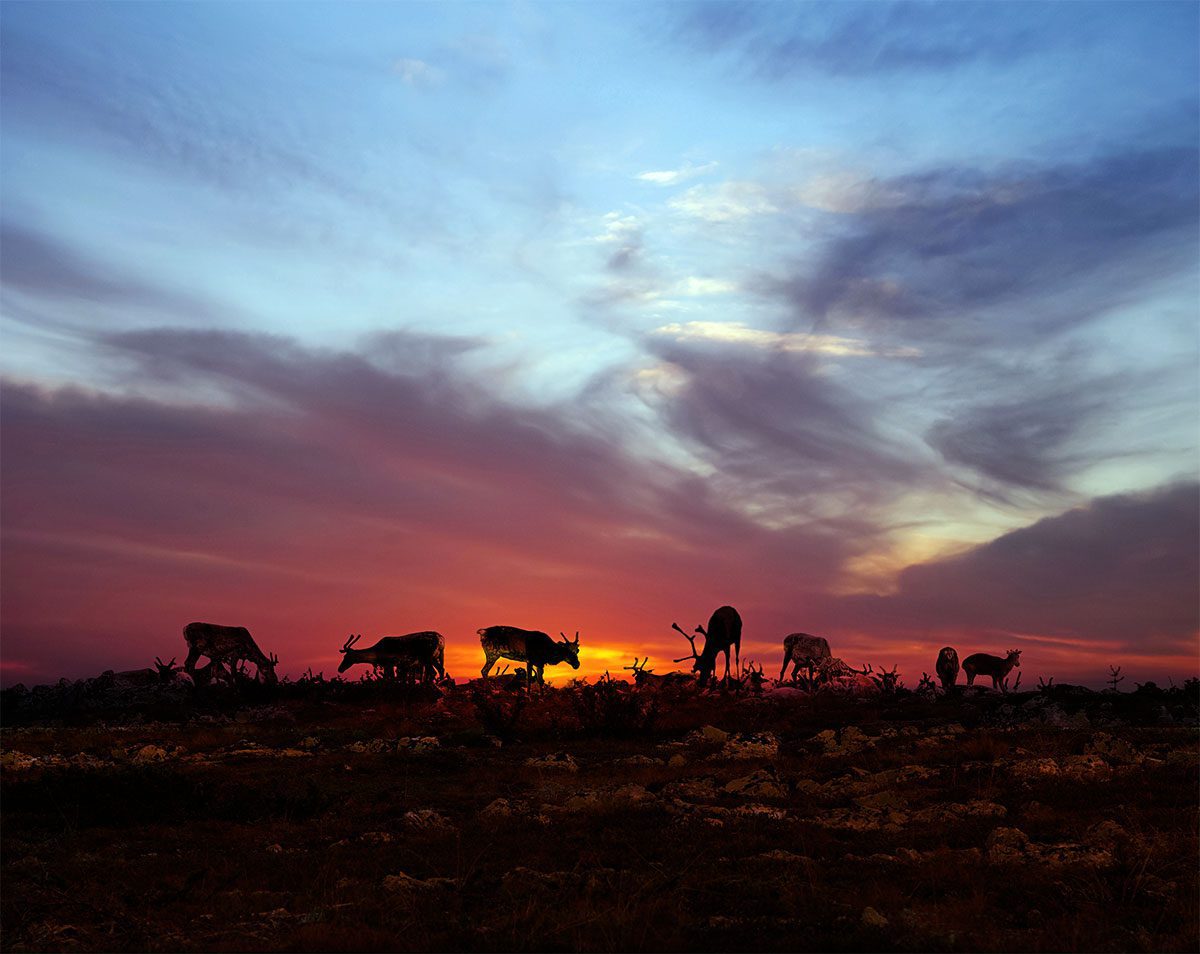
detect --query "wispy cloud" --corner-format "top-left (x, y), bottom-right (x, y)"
top-left (653, 321), bottom-right (920, 358)
top-left (635, 160), bottom-right (718, 186)
top-left (669, 180), bottom-right (776, 222)
top-left (392, 57), bottom-right (446, 88)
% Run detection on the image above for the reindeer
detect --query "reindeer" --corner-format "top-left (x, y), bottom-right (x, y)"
top-left (936, 646), bottom-right (960, 691)
top-left (672, 605), bottom-right (742, 686)
top-left (337, 632), bottom-right (446, 683)
top-left (623, 657), bottom-right (693, 690)
top-left (743, 661), bottom-right (767, 694)
top-left (106, 657), bottom-right (181, 688)
top-left (183, 622), bottom-right (278, 686)
top-left (478, 626), bottom-right (580, 686)
top-left (870, 664), bottom-right (902, 694)
top-left (962, 649), bottom-right (1021, 692)
top-left (779, 632), bottom-right (832, 683)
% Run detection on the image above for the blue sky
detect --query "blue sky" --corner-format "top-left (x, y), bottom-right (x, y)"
top-left (1, 1), bottom-right (1197, 684)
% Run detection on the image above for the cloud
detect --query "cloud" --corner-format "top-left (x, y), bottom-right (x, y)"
top-left (827, 482), bottom-right (1200, 659)
top-left (0, 328), bottom-right (858, 682)
top-left (392, 57), bottom-right (446, 88)
top-left (639, 332), bottom-right (932, 517)
top-left (669, 180), bottom-right (777, 223)
top-left (775, 147), bottom-right (1199, 338)
top-left (654, 320), bottom-right (920, 358)
top-left (635, 161), bottom-right (718, 186)
top-left (673, 0), bottom-right (1043, 79)
top-left (0, 220), bottom-right (227, 328)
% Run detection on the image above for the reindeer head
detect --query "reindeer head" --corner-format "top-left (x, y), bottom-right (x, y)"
top-left (261, 651), bottom-right (280, 685)
top-left (672, 622), bottom-right (715, 681)
top-left (154, 657), bottom-right (179, 683)
top-left (337, 634), bottom-right (362, 673)
top-left (557, 632), bottom-right (582, 669)
top-left (624, 656), bottom-right (654, 686)
top-left (1007, 649), bottom-right (1022, 668)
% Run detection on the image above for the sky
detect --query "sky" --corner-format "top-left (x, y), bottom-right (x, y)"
top-left (1, 0), bottom-right (1197, 688)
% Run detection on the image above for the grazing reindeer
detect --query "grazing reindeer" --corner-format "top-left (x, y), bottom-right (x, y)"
top-left (107, 657), bottom-right (181, 688)
top-left (337, 632), bottom-right (446, 683)
top-left (743, 661), bottom-right (767, 694)
top-left (962, 649), bottom-right (1021, 692)
top-left (871, 664), bottom-right (902, 694)
top-left (779, 633), bottom-right (832, 683)
top-left (183, 622), bottom-right (278, 686)
top-left (672, 605), bottom-right (742, 686)
top-left (478, 626), bottom-right (580, 686)
top-left (623, 657), bottom-right (693, 689)
top-left (936, 647), bottom-right (960, 691)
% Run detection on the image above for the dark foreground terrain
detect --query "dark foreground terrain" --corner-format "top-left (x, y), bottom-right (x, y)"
top-left (2, 677), bottom-right (1197, 953)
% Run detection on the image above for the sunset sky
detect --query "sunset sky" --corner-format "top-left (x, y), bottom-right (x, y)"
top-left (2, 1), bottom-right (1197, 688)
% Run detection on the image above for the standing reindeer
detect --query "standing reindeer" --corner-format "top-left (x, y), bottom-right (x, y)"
top-left (672, 605), bottom-right (742, 686)
top-left (183, 622), bottom-right (278, 686)
top-left (337, 631), bottom-right (446, 683)
top-left (478, 626), bottom-right (580, 686)
top-left (962, 649), bottom-right (1021, 692)
top-left (936, 646), bottom-right (960, 691)
top-left (779, 632), bottom-right (832, 683)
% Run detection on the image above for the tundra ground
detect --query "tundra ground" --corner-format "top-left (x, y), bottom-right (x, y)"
top-left (2, 681), bottom-right (1197, 952)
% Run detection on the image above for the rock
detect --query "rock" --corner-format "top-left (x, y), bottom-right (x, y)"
top-left (1011, 758), bottom-right (1060, 781)
top-left (912, 801), bottom-right (1006, 824)
top-left (1059, 754), bottom-right (1112, 781)
top-left (132, 744), bottom-right (169, 764)
top-left (693, 725), bottom-right (730, 744)
top-left (861, 907), bottom-right (889, 928)
top-left (668, 754), bottom-right (687, 768)
top-left (298, 736), bottom-right (320, 750)
top-left (615, 755), bottom-right (664, 766)
top-left (524, 753), bottom-right (578, 772)
top-left (276, 748), bottom-right (311, 758)
top-left (612, 783), bottom-right (653, 804)
top-left (855, 791), bottom-right (907, 812)
top-left (733, 804), bottom-right (788, 820)
top-left (725, 769), bottom-right (787, 799)
top-left (793, 778), bottom-right (825, 796)
top-left (987, 827), bottom-right (1031, 864)
top-left (382, 872), bottom-right (453, 892)
top-left (481, 798), bottom-right (526, 819)
top-left (360, 831), bottom-right (394, 844)
top-left (397, 736), bottom-right (441, 753)
top-left (811, 729), bottom-right (839, 752)
top-left (664, 777), bottom-right (719, 800)
top-left (1084, 733), bottom-right (1141, 764)
top-left (403, 810), bottom-right (453, 832)
top-left (266, 843), bottom-right (284, 854)
top-left (896, 764), bottom-right (937, 783)
top-left (987, 826), bottom-right (1116, 869)
top-left (720, 732), bottom-right (780, 759)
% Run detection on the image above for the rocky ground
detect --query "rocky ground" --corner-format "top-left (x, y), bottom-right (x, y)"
top-left (2, 678), bottom-right (1197, 952)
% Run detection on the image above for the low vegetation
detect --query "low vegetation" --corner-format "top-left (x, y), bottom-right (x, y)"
top-left (2, 675), bottom-right (1197, 952)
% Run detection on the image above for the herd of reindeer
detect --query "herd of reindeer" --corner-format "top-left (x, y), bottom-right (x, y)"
top-left (123, 606), bottom-right (1025, 697)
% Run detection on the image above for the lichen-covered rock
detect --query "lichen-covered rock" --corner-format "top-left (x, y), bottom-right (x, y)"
top-left (725, 769), bottom-right (787, 799)
top-left (688, 725), bottom-right (730, 745)
top-left (861, 907), bottom-right (889, 928)
top-left (403, 810), bottom-right (453, 832)
top-left (720, 732), bottom-right (779, 759)
top-left (132, 744), bottom-right (169, 764)
top-left (524, 752), bottom-right (578, 772)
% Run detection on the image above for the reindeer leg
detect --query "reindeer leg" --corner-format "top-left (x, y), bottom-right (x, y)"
top-left (779, 649), bottom-right (791, 684)
top-left (481, 651), bottom-right (497, 679)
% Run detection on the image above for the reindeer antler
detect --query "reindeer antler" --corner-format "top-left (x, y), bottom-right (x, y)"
top-left (340, 634), bottom-right (360, 653)
top-left (672, 623), bottom-right (701, 662)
